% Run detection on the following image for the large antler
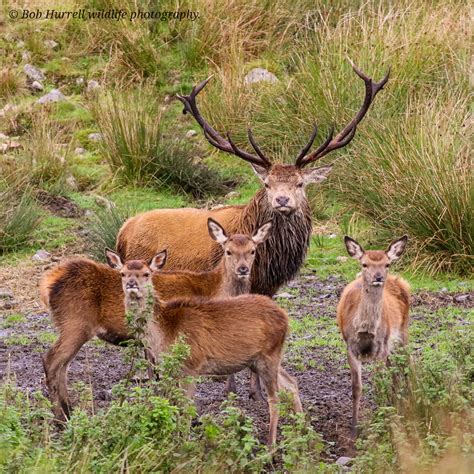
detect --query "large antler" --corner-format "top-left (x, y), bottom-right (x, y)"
top-left (176, 77), bottom-right (272, 169)
top-left (294, 61), bottom-right (390, 168)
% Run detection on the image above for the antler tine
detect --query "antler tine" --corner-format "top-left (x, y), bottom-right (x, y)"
top-left (247, 129), bottom-right (271, 165)
top-left (176, 77), bottom-right (272, 168)
top-left (294, 125), bottom-right (318, 165)
top-left (296, 61), bottom-right (390, 168)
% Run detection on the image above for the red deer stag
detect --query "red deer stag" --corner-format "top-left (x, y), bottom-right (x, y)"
top-left (115, 256), bottom-right (303, 446)
top-left (117, 62), bottom-right (390, 297)
top-left (40, 220), bottom-right (271, 419)
top-left (336, 235), bottom-right (410, 435)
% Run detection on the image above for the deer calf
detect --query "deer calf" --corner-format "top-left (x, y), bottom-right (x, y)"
top-left (336, 235), bottom-right (410, 434)
top-left (114, 255), bottom-right (302, 446)
top-left (40, 219), bottom-right (271, 419)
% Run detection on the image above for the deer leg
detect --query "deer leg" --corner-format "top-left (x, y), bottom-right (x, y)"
top-left (224, 374), bottom-right (237, 396)
top-left (256, 358), bottom-right (279, 446)
top-left (249, 372), bottom-right (265, 401)
top-left (144, 348), bottom-right (156, 381)
top-left (277, 367), bottom-right (303, 413)
top-left (348, 350), bottom-right (362, 437)
top-left (42, 329), bottom-right (90, 421)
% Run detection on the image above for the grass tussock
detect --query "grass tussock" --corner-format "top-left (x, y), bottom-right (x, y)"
top-left (91, 87), bottom-right (230, 197)
top-left (0, 178), bottom-right (42, 253)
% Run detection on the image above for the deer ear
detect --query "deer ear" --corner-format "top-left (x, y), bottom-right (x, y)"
top-left (303, 165), bottom-right (333, 184)
top-left (344, 236), bottom-right (364, 260)
top-left (250, 163), bottom-right (269, 182)
top-left (105, 248), bottom-right (123, 269)
top-left (252, 221), bottom-right (272, 245)
top-left (386, 235), bottom-right (408, 262)
top-left (207, 218), bottom-right (228, 244)
top-left (149, 250), bottom-right (167, 271)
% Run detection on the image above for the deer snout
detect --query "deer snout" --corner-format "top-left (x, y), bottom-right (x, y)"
top-left (237, 265), bottom-right (250, 276)
top-left (372, 273), bottom-right (384, 286)
top-left (275, 196), bottom-right (290, 207)
top-left (126, 280), bottom-right (139, 289)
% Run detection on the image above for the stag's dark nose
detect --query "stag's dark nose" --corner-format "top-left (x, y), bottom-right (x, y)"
top-left (374, 273), bottom-right (384, 282)
top-left (238, 266), bottom-right (249, 275)
top-left (126, 281), bottom-right (138, 289)
top-left (276, 196), bottom-right (289, 206)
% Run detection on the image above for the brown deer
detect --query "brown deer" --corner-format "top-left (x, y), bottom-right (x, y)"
top-left (40, 220), bottom-right (271, 419)
top-left (115, 256), bottom-right (303, 446)
top-left (117, 62), bottom-right (390, 298)
top-left (336, 235), bottom-right (410, 435)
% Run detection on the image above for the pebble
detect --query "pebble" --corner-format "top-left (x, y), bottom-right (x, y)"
top-left (225, 191), bottom-right (240, 200)
top-left (276, 292), bottom-right (295, 299)
top-left (24, 64), bottom-right (45, 82)
top-left (86, 79), bottom-right (100, 92)
top-left (44, 39), bottom-right (59, 50)
top-left (74, 147), bottom-right (86, 155)
top-left (94, 196), bottom-right (115, 209)
top-left (244, 68), bottom-right (279, 85)
top-left (88, 133), bottom-right (103, 142)
top-left (336, 256), bottom-right (348, 262)
top-left (0, 289), bottom-right (14, 299)
top-left (336, 456), bottom-right (353, 466)
top-left (30, 81), bottom-right (44, 91)
top-left (32, 249), bottom-right (51, 262)
top-left (454, 294), bottom-right (470, 303)
top-left (185, 129), bottom-right (197, 139)
top-left (37, 89), bottom-right (66, 104)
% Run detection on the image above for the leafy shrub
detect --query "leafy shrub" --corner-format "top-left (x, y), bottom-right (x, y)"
top-left (91, 88), bottom-right (230, 198)
top-left (355, 329), bottom-right (473, 473)
top-left (0, 180), bottom-right (41, 253)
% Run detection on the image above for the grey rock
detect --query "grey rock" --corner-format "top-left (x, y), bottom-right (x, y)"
top-left (185, 129), bottom-right (197, 139)
top-left (0, 289), bottom-right (14, 299)
top-left (66, 175), bottom-right (78, 191)
top-left (225, 191), bottom-right (240, 200)
top-left (441, 287), bottom-right (449, 293)
top-left (88, 133), bottom-right (103, 142)
top-left (30, 80), bottom-right (44, 91)
top-left (32, 249), bottom-right (51, 262)
top-left (244, 68), bottom-right (279, 85)
top-left (37, 89), bottom-right (66, 104)
top-left (94, 196), bottom-right (115, 209)
top-left (44, 39), bottom-right (59, 50)
top-left (336, 456), bottom-right (353, 466)
top-left (454, 294), bottom-right (470, 303)
top-left (74, 147), bottom-right (86, 155)
top-left (76, 77), bottom-right (85, 86)
top-left (24, 64), bottom-right (45, 82)
top-left (276, 292), bottom-right (295, 299)
top-left (86, 80), bottom-right (100, 92)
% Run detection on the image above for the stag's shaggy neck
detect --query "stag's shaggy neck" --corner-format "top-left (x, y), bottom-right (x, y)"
top-left (239, 189), bottom-right (313, 296)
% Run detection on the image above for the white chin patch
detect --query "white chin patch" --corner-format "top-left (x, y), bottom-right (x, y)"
top-left (237, 274), bottom-right (250, 279)
top-left (371, 281), bottom-right (384, 287)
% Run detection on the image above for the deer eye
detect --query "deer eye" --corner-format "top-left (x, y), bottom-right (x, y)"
top-left (297, 182), bottom-right (304, 188)
top-left (226, 251), bottom-right (232, 256)
top-left (251, 250), bottom-right (256, 255)
top-left (143, 273), bottom-right (150, 278)
top-left (385, 264), bottom-right (390, 268)
top-left (120, 272), bottom-right (126, 277)
top-left (264, 183), bottom-right (270, 189)
top-left (362, 264), bottom-right (367, 268)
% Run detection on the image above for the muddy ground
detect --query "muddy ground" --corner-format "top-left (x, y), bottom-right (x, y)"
top-left (0, 259), bottom-right (472, 460)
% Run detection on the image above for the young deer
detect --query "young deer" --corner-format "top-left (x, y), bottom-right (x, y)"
top-left (114, 256), bottom-right (303, 446)
top-left (41, 220), bottom-right (271, 419)
top-left (336, 235), bottom-right (410, 434)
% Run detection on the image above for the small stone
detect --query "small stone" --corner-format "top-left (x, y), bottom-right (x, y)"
top-left (86, 79), bottom-right (100, 92)
top-left (185, 129), bottom-right (198, 139)
top-left (17, 40), bottom-right (25, 48)
top-left (244, 68), bottom-right (279, 85)
top-left (225, 191), bottom-right (240, 200)
top-left (0, 289), bottom-right (14, 299)
top-left (30, 81), bottom-right (44, 91)
top-left (328, 233), bottom-right (337, 239)
top-left (44, 39), bottom-right (59, 50)
top-left (22, 51), bottom-right (31, 62)
top-left (66, 175), bottom-right (78, 191)
top-left (76, 77), bottom-right (85, 86)
top-left (74, 147), bottom-right (86, 155)
top-left (440, 287), bottom-right (449, 293)
top-left (276, 292), bottom-right (295, 299)
top-left (32, 249), bottom-right (51, 262)
top-left (88, 133), bottom-right (103, 142)
top-left (336, 256), bottom-right (348, 262)
top-left (24, 64), bottom-right (45, 82)
top-left (336, 456), bottom-right (353, 466)
top-left (454, 294), bottom-right (470, 303)
top-left (94, 196), bottom-right (115, 209)
top-left (37, 89), bottom-right (66, 104)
